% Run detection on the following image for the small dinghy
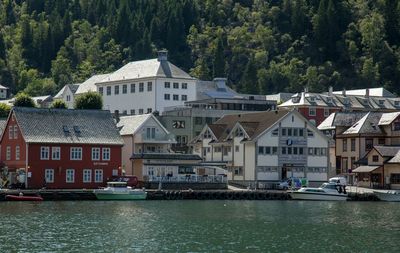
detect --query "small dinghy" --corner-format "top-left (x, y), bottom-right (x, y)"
top-left (5, 194), bottom-right (43, 201)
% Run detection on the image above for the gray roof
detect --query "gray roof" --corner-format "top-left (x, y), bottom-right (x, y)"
top-left (54, 83), bottom-right (80, 98)
top-left (12, 107), bottom-right (123, 145)
top-left (76, 74), bottom-right (110, 95)
top-left (373, 146), bottom-right (400, 157)
top-left (318, 112), bottom-right (368, 130)
top-left (342, 112), bottom-right (384, 135)
top-left (388, 151), bottom-right (400, 164)
top-left (97, 59), bottom-right (193, 84)
top-left (0, 119), bottom-right (7, 138)
top-left (117, 114), bottom-right (153, 136)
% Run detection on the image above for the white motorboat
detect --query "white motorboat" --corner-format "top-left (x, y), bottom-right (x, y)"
top-left (289, 183), bottom-right (348, 201)
top-left (373, 190), bottom-right (400, 202)
top-left (93, 181), bottom-right (147, 200)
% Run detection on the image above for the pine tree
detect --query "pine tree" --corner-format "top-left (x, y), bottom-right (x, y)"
top-left (213, 36), bottom-right (226, 78)
top-left (241, 57), bottom-right (259, 94)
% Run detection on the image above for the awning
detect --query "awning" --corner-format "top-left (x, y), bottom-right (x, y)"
top-left (352, 165), bottom-right (380, 173)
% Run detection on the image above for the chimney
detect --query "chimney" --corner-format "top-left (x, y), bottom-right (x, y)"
top-left (304, 87), bottom-right (309, 93)
top-left (157, 49), bottom-right (168, 62)
top-left (365, 88), bottom-right (369, 98)
top-left (328, 86), bottom-right (333, 96)
top-left (213, 77), bottom-right (228, 91)
top-left (114, 110), bottom-right (120, 123)
top-left (342, 88), bottom-right (346, 97)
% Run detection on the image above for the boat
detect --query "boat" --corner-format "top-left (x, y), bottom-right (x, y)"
top-left (288, 183), bottom-right (348, 201)
top-left (5, 194), bottom-right (43, 201)
top-left (373, 190), bottom-right (400, 202)
top-left (93, 181), bottom-right (147, 200)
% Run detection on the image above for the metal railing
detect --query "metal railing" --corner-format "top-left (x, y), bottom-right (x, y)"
top-left (147, 175), bottom-right (227, 183)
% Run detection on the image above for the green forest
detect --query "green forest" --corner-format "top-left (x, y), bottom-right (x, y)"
top-left (0, 0), bottom-right (399, 97)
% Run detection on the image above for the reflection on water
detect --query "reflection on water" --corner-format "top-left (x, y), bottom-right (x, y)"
top-left (0, 201), bottom-right (399, 252)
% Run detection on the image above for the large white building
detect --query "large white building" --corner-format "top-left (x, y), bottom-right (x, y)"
top-left (191, 110), bottom-right (330, 188)
top-left (96, 50), bottom-right (196, 115)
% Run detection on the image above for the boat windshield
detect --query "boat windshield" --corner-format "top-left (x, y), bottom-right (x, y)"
top-left (107, 182), bottom-right (127, 188)
top-left (321, 183), bottom-right (338, 190)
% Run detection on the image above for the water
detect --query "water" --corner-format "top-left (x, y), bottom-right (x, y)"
top-left (0, 201), bottom-right (399, 253)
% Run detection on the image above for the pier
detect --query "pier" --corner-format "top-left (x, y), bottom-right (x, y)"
top-left (0, 189), bottom-right (380, 201)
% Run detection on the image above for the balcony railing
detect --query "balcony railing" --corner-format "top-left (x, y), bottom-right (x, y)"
top-left (146, 175), bottom-right (227, 183)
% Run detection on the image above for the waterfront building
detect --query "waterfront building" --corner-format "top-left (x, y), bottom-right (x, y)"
top-left (190, 110), bottom-right (330, 188)
top-left (159, 78), bottom-right (276, 153)
top-left (116, 114), bottom-right (206, 182)
top-left (0, 107), bottom-right (123, 189)
top-left (54, 83), bottom-right (80, 109)
top-left (279, 87), bottom-right (400, 126)
top-left (96, 50), bottom-right (196, 115)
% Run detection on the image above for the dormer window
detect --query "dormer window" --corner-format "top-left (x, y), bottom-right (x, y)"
top-left (203, 130), bottom-right (212, 139)
top-left (309, 96), bottom-right (315, 102)
top-left (395, 101), bottom-right (400, 107)
top-left (235, 128), bottom-right (244, 137)
top-left (291, 97), bottom-right (300, 103)
top-left (379, 100), bottom-right (385, 105)
top-left (326, 97), bottom-right (332, 103)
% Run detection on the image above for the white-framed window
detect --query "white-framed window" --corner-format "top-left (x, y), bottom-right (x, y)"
top-left (92, 147), bottom-right (100, 160)
top-left (147, 108), bottom-right (152, 113)
top-left (139, 83), bottom-right (144, 92)
top-left (181, 95), bottom-right (187, 101)
top-left (15, 146), bottom-right (20, 160)
top-left (98, 87), bottom-right (103, 96)
top-left (147, 82), bottom-right (152, 91)
top-left (165, 82), bottom-right (170, 88)
top-left (83, 169), bottom-right (92, 183)
top-left (70, 147), bottom-right (82, 160)
top-left (173, 94), bottom-right (179, 101)
top-left (173, 82), bottom-right (179, 89)
top-left (13, 125), bottom-right (18, 139)
top-left (139, 109), bottom-right (143, 114)
top-left (66, 95), bottom-right (71, 101)
top-left (95, 169), bottom-right (103, 183)
top-left (309, 107), bottom-right (316, 116)
top-left (122, 84), bottom-right (127, 94)
top-left (114, 85), bottom-right (119, 95)
top-left (130, 83), bottom-right (135, 93)
top-left (164, 94), bottom-right (170, 100)
top-left (130, 109), bottom-right (135, 115)
top-left (106, 86), bottom-right (111, 95)
top-left (6, 146), bottom-right (11, 160)
top-left (52, 147), bottom-right (61, 160)
top-left (40, 146), bottom-right (50, 160)
top-left (45, 169), bottom-right (54, 183)
top-left (182, 83), bottom-right (187, 89)
top-left (66, 169), bottom-right (75, 183)
top-left (102, 148), bottom-right (110, 161)
top-left (9, 126), bottom-right (13, 139)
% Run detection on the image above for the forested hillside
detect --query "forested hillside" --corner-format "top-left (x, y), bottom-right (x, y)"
top-left (0, 0), bottom-right (399, 96)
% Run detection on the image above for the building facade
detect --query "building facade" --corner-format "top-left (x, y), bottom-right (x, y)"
top-left (54, 83), bottom-right (80, 109)
top-left (191, 110), bottom-right (330, 188)
top-left (0, 107), bottom-right (123, 189)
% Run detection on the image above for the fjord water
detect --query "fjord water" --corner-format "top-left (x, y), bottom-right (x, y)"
top-left (1, 201), bottom-right (399, 252)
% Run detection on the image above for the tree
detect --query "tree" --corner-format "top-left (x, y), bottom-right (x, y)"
top-left (51, 99), bottom-right (67, 109)
top-left (0, 103), bottom-right (11, 118)
top-left (74, 91), bottom-right (103, 110)
top-left (14, 93), bottom-right (36, 107)
top-left (213, 36), bottom-right (226, 77)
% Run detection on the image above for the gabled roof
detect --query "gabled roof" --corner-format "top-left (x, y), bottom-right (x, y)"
top-left (388, 151), bottom-right (400, 163)
top-left (373, 146), bottom-right (400, 157)
top-left (54, 83), bottom-right (80, 98)
top-left (97, 59), bottom-right (194, 84)
top-left (76, 74), bottom-right (110, 95)
top-left (378, 112), bottom-right (400, 125)
top-left (10, 107), bottom-right (123, 145)
top-left (342, 112), bottom-right (384, 135)
top-left (0, 84), bottom-right (9, 89)
top-left (117, 114), bottom-right (169, 136)
top-left (318, 112), bottom-right (368, 130)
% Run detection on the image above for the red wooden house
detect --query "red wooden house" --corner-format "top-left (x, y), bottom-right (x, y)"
top-left (0, 107), bottom-right (123, 189)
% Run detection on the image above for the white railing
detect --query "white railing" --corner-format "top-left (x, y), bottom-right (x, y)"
top-left (147, 175), bottom-right (227, 183)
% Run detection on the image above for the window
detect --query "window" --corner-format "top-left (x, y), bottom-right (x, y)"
top-left (351, 139), bottom-right (356, 152)
top-left (173, 82), bottom-right (179, 89)
top-left (130, 83), bottom-right (136, 93)
top-left (45, 169), bottom-right (54, 183)
top-left (52, 147), bottom-right (61, 160)
top-left (293, 128), bottom-right (298, 136)
top-left (343, 139), bottom-right (347, 152)
top-left (92, 147), bottom-right (100, 160)
top-left (181, 95), bottom-right (187, 101)
top-left (98, 87), bottom-right (104, 96)
top-left (307, 129), bottom-right (314, 137)
top-left (214, 147), bottom-right (222, 153)
top-left (372, 155), bottom-right (379, 162)
top-left (139, 109), bottom-right (144, 114)
top-left (102, 148), bottom-right (110, 161)
top-left (15, 146), bottom-right (20, 160)
top-left (282, 128), bottom-right (286, 136)
top-left (394, 122), bottom-right (400, 131)
top-left (235, 145), bottom-right (240, 152)
top-left (309, 107), bottom-right (316, 116)
top-left (146, 128), bottom-right (156, 139)
top-left (378, 138), bottom-right (385, 145)
top-left (234, 167), bottom-right (242, 176)
top-left (299, 147), bottom-right (304, 155)
top-left (173, 94), bottom-right (179, 101)
top-left (147, 82), bottom-right (152, 91)
top-left (288, 147), bottom-right (292, 155)
top-left (139, 83), bottom-right (144, 92)
top-left (265, 147), bottom-right (271, 154)
top-left (308, 148), bottom-right (314, 155)
top-left (106, 86), bottom-right (111, 95)
top-left (6, 146), bottom-right (11, 160)
top-left (130, 109), bottom-right (135, 115)
top-left (122, 110), bottom-right (127, 115)
top-left (282, 147), bottom-right (287, 155)
top-left (122, 84), bottom-right (127, 94)
top-left (272, 129), bottom-right (279, 136)
top-left (182, 83), bottom-right (187, 89)
top-left (95, 169), bottom-right (103, 183)
top-left (70, 147), bottom-right (82, 160)
top-left (293, 147), bottom-right (298, 155)
top-left (164, 94), bottom-right (170, 100)
top-left (66, 95), bottom-right (71, 101)
top-left (324, 109), bottom-right (330, 117)
top-left (223, 146), bottom-right (231, 155)
top-left (114, 85), bottom-right (119, 95)
top-left (41, 146), bottom-right (50, 160)
top-left (9, 126), bottom-right (13, 139)
top-left (83, 169), bottom-right (92, 183)
top-left (287, 128), bottom-right (292, 136)
top-left (365, 139), bottom-right (373, 152)
top-left (258, 146), bottom-right (265, 155)
top-left (164, 82), bottom-right (170, 88)
top-left (66, 169), bottom-right (75, 183)
top-left (13, 126), bottom-right (18, 139)
top-left (147, 108), bottom-right (152, 114)
top-left (299, 129), bottom-right (304, 137)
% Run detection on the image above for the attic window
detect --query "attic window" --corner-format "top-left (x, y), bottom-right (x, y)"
top-left (63, 126), bottom-right (70, 133)
top-left (73, 126), bottom-right (81, 133)
top-left (309, 96), bottom-right (315, 102)
top-left (379, 100), bottom-right (384, 105)
top-left (395, 101), bottom-right (400, 106)
top-left (326, 97), bottom-right (332, 103)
